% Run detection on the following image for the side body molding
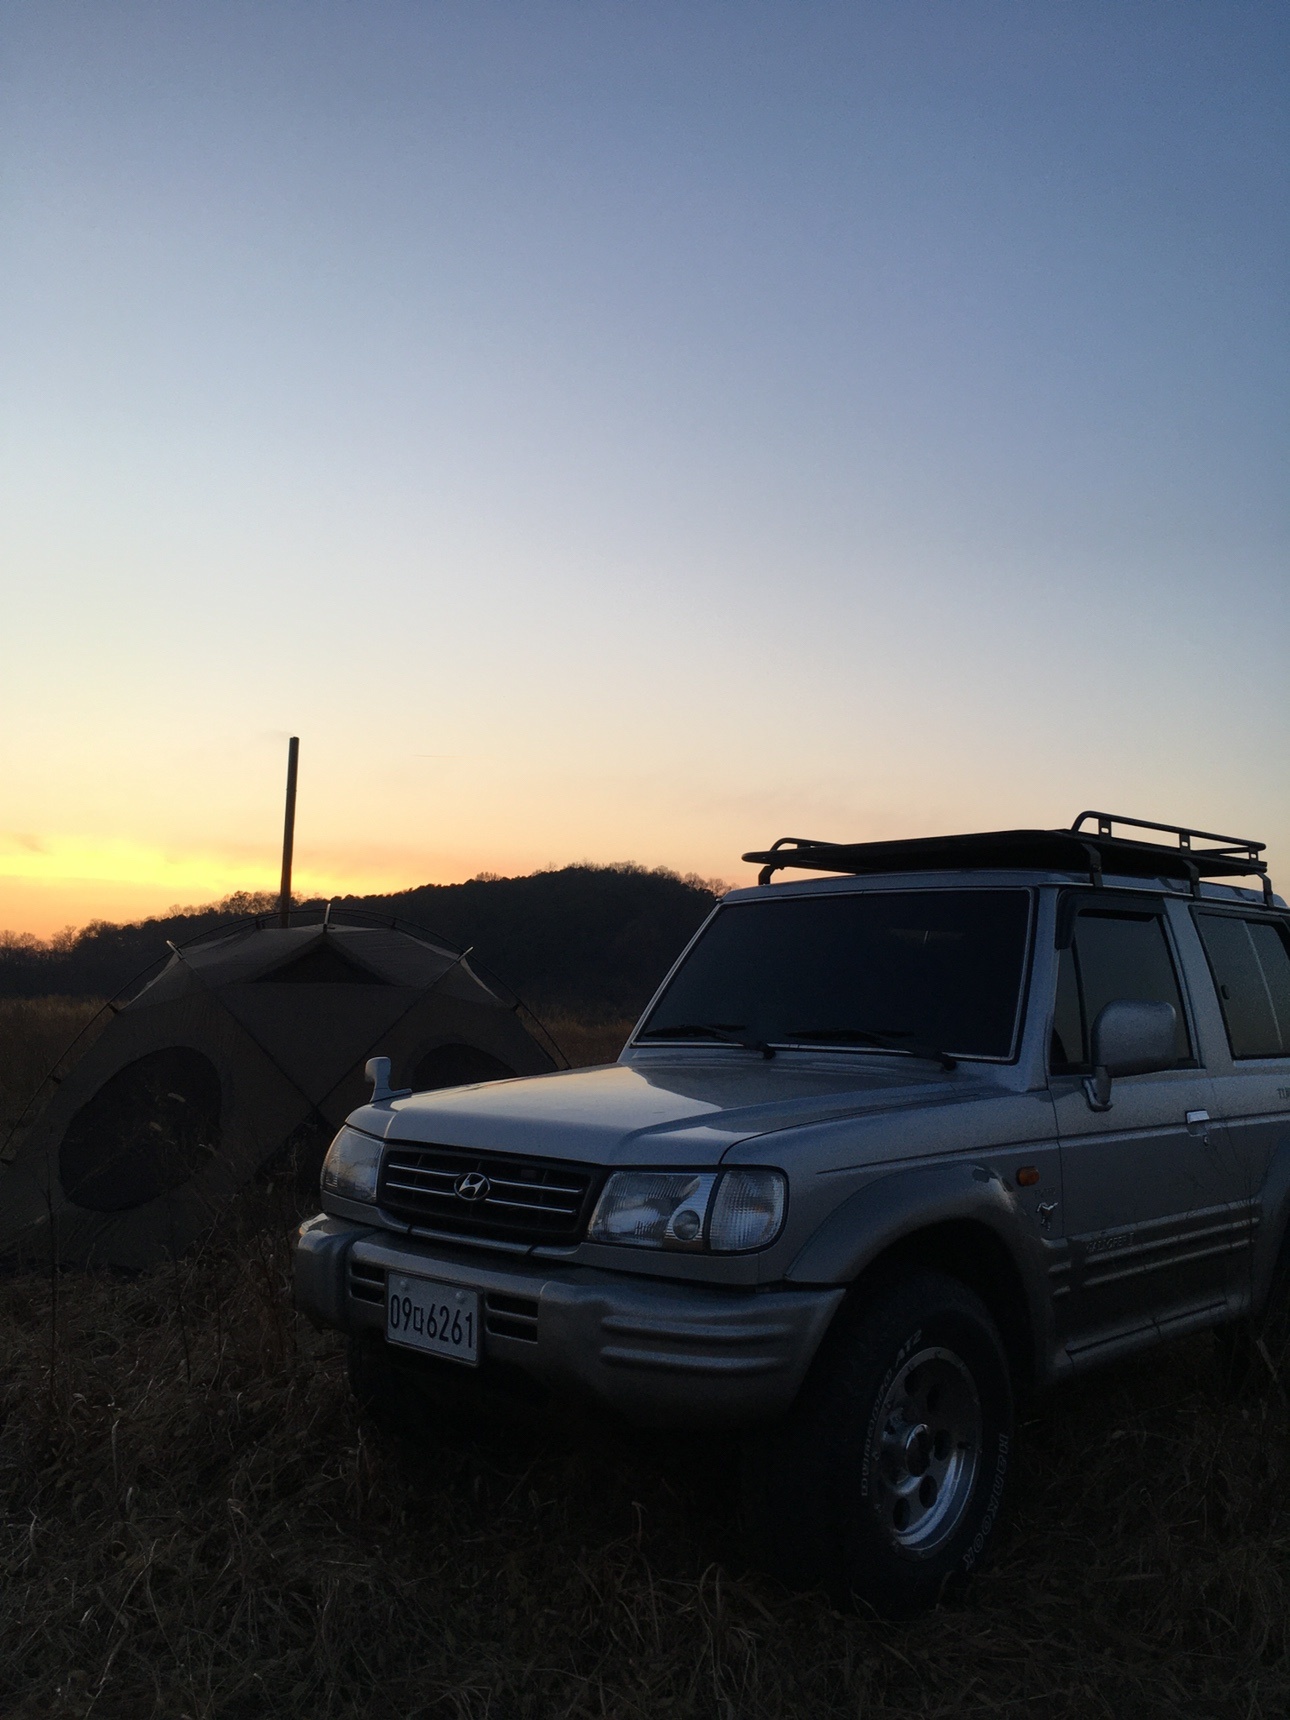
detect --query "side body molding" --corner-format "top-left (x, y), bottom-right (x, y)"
top-left (785, 1159), bottom-right (1057, 1388)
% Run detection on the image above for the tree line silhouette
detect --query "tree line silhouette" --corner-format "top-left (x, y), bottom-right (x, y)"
top-left (0, 864), bottom-right (723, 1020)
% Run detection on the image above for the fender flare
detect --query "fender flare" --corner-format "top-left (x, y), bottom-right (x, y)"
top-left (785, 1159), bottom-right (1055, 1387)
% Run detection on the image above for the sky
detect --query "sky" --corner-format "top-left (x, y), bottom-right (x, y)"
top-left (1, 1), bottom-right (1286, 937)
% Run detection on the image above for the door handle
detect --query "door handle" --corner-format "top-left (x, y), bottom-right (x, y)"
top-left (1186, 1109), bottom-right (1211, 1140)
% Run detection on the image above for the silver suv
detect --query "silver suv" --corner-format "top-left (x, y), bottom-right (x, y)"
top-left (294, 812), bottom-right (1290, 1614)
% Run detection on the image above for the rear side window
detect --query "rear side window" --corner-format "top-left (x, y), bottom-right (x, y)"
top-left (1195, 914), bottom-right (1290, 1059)
top-left (1050, 909), bottom-right (1192, 1074)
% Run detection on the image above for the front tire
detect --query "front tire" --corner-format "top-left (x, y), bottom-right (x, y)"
top-left (744, 1270), bottom-right (1014, 1617)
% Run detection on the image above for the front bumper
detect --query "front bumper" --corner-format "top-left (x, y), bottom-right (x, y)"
top-left (295, 1214), bottom-right (844, 1428)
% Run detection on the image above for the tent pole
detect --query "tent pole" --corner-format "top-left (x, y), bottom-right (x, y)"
top-left (278, 736), bottom-right (299, 928)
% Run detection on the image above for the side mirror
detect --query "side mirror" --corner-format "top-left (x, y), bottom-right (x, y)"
top-left (365, 1055), bottom-right (411, 1104)
top-left (1083, 999), bottom-right (1177, 1111)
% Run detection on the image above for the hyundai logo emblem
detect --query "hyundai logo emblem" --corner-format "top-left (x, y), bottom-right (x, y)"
top-left (454, 1171), bottom-right (491, 1202)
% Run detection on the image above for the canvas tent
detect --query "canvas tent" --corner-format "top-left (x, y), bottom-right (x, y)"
top-left (0, 909), bottom-right (562, 1270)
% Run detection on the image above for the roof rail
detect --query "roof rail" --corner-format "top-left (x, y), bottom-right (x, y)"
top-left (743, 814), bottom-right (1274, 904)
top-left (1070, 810), bottom-right (1264, 865)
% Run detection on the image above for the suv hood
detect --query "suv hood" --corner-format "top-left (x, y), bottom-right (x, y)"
top-left (350, 1053), bottom-right (981, 1167)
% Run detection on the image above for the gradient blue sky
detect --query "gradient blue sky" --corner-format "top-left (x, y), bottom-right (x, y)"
top-left (1, 1), bottom-right (1286, 933)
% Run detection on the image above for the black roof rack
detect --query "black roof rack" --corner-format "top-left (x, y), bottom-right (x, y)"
top-left (742, 811), bottom-right (1274, 904)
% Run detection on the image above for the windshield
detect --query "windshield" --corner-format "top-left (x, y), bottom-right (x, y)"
top-left (638, 889), bottom-right (1032, 1061)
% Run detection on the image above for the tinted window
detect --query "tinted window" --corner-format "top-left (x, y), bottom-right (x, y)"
top-left (640, 889), bottom-right (1032, 1060)
top-left (1050, 945), bottom-right (1084, 1070)
top-left (1050, 910), bottom-right (1191, 1073)
top-left (1196, 914), bottom-right (1290, 1059)
top-left (1251, 924), bottom-right (1290, 1042)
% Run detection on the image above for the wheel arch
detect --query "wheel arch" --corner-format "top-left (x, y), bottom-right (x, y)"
top-left (839, 1220), bottom-right (1037, 1397)
top-left (786, 1161), bottom-right (1051, 1397)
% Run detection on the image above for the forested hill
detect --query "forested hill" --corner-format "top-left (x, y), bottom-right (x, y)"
top-left (0, 865), bottom-right (721, 1019)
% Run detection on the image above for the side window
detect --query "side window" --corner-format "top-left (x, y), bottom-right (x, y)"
top-left (1050, 908), bottom-right (1191, 1074)
top-left (1050, 945), bottom-right (1084, 1070)
top-left (1196, 914), bottom-right (1290, 1059)
top-left (1250, 924), bottom-right (1290, 1044)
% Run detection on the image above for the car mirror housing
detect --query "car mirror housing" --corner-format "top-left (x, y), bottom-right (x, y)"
top-left (1083, 999), bottom-right (1177, 1111)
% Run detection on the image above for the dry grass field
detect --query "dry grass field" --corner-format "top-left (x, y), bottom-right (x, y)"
top-left (2, 1002), bottom-right (1289, 1717)
top-left (4, 1231), bottom-right (1289, 1719)
top-left (540, 1014), bottom-right (637, 1072)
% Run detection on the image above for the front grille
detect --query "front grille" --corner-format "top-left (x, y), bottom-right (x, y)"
top-left (377, 1144), bottom-right (600, 1244)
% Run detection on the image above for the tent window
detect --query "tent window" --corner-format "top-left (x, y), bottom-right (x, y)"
top-left (412, 1044), bottom-right (516, 1092)
top-left (259, 942), bottom-right (386, 984)
top-left (59, 1048), bottom-right (222, 1213)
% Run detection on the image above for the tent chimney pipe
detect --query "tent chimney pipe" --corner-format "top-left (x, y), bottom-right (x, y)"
top-left (278, 736), bottom-right (299, 928)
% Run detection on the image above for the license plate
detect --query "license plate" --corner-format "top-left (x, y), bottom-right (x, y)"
top-left (385, 1274), bottom-right (480, 1366)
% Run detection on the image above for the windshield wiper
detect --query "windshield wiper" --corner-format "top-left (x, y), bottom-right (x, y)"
top-left (638, 1022), bottom-right (776, 1059)
top-left (783, 1027), bottom-right (957, 1071)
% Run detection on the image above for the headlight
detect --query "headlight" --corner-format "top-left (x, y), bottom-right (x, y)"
top-left (588, 1171), bottom-right (717, 1249)
top-left (320, 1126), bottom-right (383, 1203)
top-left (587, 1168), bottom-right (786, 1253)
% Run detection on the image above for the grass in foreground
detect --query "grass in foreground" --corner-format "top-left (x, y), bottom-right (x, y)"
top-left (2, 1219), bottom-right (1289, 1720)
